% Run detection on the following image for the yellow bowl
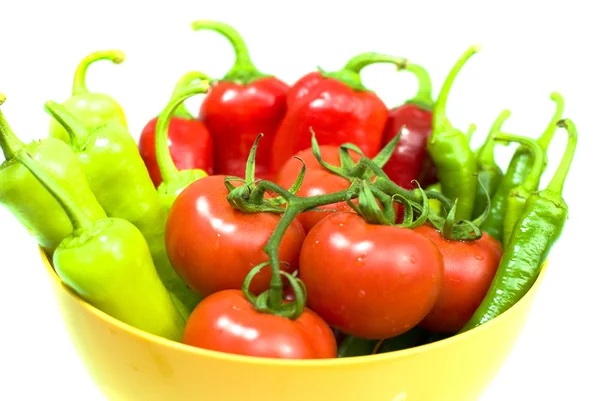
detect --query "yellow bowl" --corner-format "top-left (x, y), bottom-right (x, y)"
top-left (41, 247), bottom-right (547, 401)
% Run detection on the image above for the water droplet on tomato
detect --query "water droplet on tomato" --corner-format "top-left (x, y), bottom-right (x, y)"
top-left (410, 256), bottom-right (417, 264)
top-left (475, 255), bottom-right (484, 260)
top-left (357, 257), bottom-right (363, 262)
top-left (358, 290), bottom-right (366, 298)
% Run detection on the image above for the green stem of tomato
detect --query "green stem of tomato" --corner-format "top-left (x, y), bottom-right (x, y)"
top-left (246, 180), bottom-right (361, 313)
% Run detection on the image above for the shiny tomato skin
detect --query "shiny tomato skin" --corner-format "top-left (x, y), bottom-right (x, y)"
top-left (183, 290), bottom-right (337, 359)
top-left (275, 146), bottom-right (361, 232)
top-left (414, 225), bottom-right (503, 333)
top-left (299, 213), bottom-right (444, 340)
top-left (165, 175), bottom-right (306, 298)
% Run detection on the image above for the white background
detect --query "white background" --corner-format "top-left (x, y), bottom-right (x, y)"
top-left (0, 1), bottom-right (598, 400)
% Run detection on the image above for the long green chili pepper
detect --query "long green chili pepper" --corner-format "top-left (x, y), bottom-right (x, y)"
top-left (472, 109), bottom-right (511, 217)
top-left (43, 101), bottom-right (201, 315)
top-left (16, 149), bottom-right (186, 341)
top-left (497, 134), bottom-right (545, 247)
top-left (428, 45), bottom-right (480, 221)
top-left (480, 92), bottom-right (564, 241)
top-left (49, 50), bottom-right (128, 144)
top-left (0, 94), bottom-right (106, 254)
top-left (461, 118), bottom-right (577, 332)
top-left (156, 75), bottom-right (210, 209)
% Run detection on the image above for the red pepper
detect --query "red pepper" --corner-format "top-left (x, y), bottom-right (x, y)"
top-left (381, 63), bottom-right (434, 190)
top-left (139, 72), bottom-right (214, 188)
top-left (269, 53), bottom-right (408, 171)
top-left (191, 20), bottom-right (289, 180)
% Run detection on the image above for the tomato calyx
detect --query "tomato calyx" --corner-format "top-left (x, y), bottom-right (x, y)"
top-left (242, 262), bottom-right (307, 319)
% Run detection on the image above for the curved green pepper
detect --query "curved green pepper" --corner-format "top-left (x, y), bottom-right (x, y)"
top-left (496, 134), bottom-right (544, 247)
top-left (472, 109), bottom-right (511, 217)
top-left (43, 101), bottom-right (201, 315)
top-left (155, 74), bottom-right (211, 209)
top-left (16, 149), bottom-right (185, 341)
top-left (49, 50), bottom-right (128, 143)
top-left (480, 93), bottom-right (564, 241)
top-left (0, 94), bottom-right (106, 254)
top-left (428, 45), bottom-right (480, 221)
top-left (462, 119), bottom-right (576, 331)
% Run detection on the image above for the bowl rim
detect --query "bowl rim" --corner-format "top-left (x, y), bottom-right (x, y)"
top-left (40, 246), bottom-right (548, 367)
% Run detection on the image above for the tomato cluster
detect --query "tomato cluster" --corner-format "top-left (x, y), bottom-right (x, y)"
top-left (166, 144), bottom-right (502, 360)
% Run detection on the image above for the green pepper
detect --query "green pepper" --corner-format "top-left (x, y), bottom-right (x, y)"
top-left (461, 118), bottom-right (577, 332)
top-left (480, 93), bottom-right (564, 242)
top-left (472, 109), bottom-right (511, 217)
top-left (495, 134), bottom-right (544, 247)
top-left (337, 327), bottom-right (429, 357)
top-left (43, 101), bottom-right (201, 315)
top-left (337, 336), bottom-right (379, 358)
top-left (428, 45), bottom-right (479, 221)
top-left (155, 77), bottom-right (210, 209)
top-left (49, 50), bottom-right (128, 144)
top-left (16, 149), bottom-right (185, 341)
top-left (0, 94), bottom-right (106, 254)
top-left (425, 182), bottom-right (443, 216)
top-left (377, 326), bottom-right (428, 353)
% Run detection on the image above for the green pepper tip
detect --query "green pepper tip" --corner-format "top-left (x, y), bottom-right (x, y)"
top-left (110, 50), bottom-right (126, 64)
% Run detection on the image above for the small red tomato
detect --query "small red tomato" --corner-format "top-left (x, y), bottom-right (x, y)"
top-left (275, 146), bottom-right (361, 232)
top-left (414, 225), bottom-right (503, 333)
top-left (299, 212), bottom-right (444, 340)
top-left (183, 290), bottom-right (337, 359)
top-left (138, 116), bottom-right (214, 188)
top-left (166, 175), bottom-right (306, 298)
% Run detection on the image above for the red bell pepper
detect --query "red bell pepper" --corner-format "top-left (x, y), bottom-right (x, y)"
top-left (381, 62), bottom-right (434, 190)
top-left (191, 20), bottom-right (289, 180)
top-left (139, 72), bottom-right (214, 188)
top-left (269, 52), bottom-right (407, 172)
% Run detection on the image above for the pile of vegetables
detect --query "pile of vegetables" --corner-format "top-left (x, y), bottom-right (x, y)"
top-left (0, 20), bottom-right (577, 360)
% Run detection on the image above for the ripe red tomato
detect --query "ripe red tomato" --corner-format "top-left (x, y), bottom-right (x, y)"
top-left (138, 116), bottom-right (213, 188)
top-left (165, 175), bottom-right (306, 298)
top-left (183, 289), bottom-right (337, 359)
top-left (275, 145), bottom-right (361, 232)
top-left (299, 212), bottom-right (444, 339)
top-left (414, 225), bottom-right (503, 333)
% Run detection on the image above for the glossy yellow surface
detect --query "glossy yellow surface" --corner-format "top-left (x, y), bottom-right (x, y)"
top-left (41, 248), bottom-right (547, 401)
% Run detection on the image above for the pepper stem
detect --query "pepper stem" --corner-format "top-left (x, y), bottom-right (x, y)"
top-left (478, 109), bottom-right (511, 164)
top-left (322, 52), bottom-right (408, 92)
top-left (537, 92), bottom-right (565, 151)
top-left (433, 45), bottom-right (481, 132)
top-left (191, 20), bottom-right (268, 84)
top-left (156, 81), bottom-right (211, 184)
top-left (44, 101), bottom-right (91, 149)
top-left (0, 94), bottom-right (25, 160)
top-left (72, 50), bottom-right (126, 96)
top-left (404, 63), bottom-right (434, 110)
top-left (16, 150), bottom-right (94, 231)
top-left (493, 132), bottom-right (544, 192)
top-left (168, 71), bottom-right (212, 119)
top-left (547, 119), bottom-right (578, 196)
